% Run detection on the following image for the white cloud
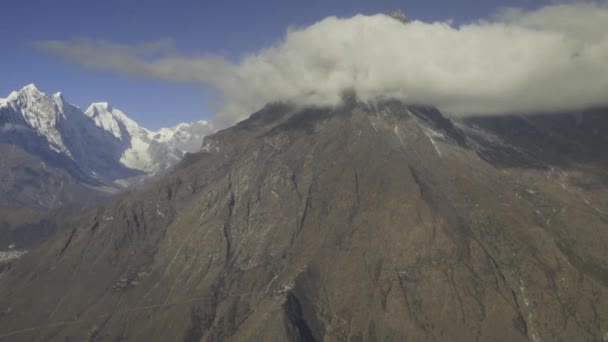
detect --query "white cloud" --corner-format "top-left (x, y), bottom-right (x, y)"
top-left (34, 3), bottom-right (608, 127)
top-left (496, 2), bottom-right (608, 41)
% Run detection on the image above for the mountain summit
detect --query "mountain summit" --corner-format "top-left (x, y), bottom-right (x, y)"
top-left (0, 100), bottom-right (606, 341)
top-left (387, 9), bottom-right (408, 23)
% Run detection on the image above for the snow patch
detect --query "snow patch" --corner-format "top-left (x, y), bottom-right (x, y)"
top-left (120, 135), bottom-right (155, 172)
top-left (407, 110), bottom-right (444, 157)
top-left (0, 249), bottom-right (27, 263)
top-left (156, 204), bottom-right (165, 218)
top-left (393, 124), bottom-right (404, 144)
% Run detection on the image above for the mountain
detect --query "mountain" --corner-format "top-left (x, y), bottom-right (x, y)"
top-left (0, 84), bottom-right (214, 208)
top-left (387, 9), bottom-right (408, 23)
top-left (0, 99), bottom-right (606, 341)
top-left (83, 102), bottom-right (214, 175)
top-left (0, 143), bottom-right (112, 209)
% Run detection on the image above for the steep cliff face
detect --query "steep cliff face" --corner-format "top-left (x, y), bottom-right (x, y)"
top-left (0, 101), bottom-right (607, 341)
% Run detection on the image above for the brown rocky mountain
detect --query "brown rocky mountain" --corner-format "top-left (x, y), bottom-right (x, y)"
top-left (0, 100), bottom-right (607, 341)
top-left (0, 144), bottom-right (118, 249)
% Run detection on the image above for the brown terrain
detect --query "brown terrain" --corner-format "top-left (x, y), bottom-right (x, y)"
top-left (0, 100), bottom-right (607, 341)
top-left (0, 144), bottom-right (116, 249)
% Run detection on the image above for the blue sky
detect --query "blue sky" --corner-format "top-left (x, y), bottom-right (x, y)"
top-left (2, 0), bottom-right (543, 129)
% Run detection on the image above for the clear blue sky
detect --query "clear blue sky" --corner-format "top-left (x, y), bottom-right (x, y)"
top-left (2, 0), bottom-right (541, 129)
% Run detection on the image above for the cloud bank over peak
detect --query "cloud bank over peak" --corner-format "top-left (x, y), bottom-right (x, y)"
top-left (34, 3), bottom-right (608, 126)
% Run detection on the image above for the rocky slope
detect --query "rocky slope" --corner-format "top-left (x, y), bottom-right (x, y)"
top-left (0, 84), bottom-right (214, 208)
top-left (0, 100), bottom-right (607, 341)
top-left (0, 144), bottom-right (111, 209)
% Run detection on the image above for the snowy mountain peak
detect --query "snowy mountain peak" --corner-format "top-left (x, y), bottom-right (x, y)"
top-left (2, 84), bottom-right (54, 107)
top-left (6, 84), bottom-right (44, 104)
top-left (387, 9), bottom-right (408, 23)
top-left (0, 86), bottom-right (42, 107)
top-left (88, 101), bottom-right (112, 111)
top-left (85, 102), bottom-right (138, 126)
top-left (85, 102), bottom-right (147, 141)
top-left (85, 102), bottom-right (112, 115)
top-left (84, 102), bottom-right (126, 139)
top-left (21, 83), bottom-right (42, 94)
top-left (81, 102), bottom-right (214, 174)
top-left (0, 84), bottom-right (73, 155)
top-left (18, 84), bottom-right (48, 103)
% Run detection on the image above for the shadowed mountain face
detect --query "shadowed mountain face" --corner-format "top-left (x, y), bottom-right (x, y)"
top-left (0, 144), bottom-right (109, 209)
top-left (0, 101), bottom-right (607, 341)
top-left (0, 144), bottom-right (116, 248)
top-left (461, 109), bottom-right (608, 170)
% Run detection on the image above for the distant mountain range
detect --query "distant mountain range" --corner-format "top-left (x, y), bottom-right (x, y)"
top-left (0, 84), bottom-right (214, 209)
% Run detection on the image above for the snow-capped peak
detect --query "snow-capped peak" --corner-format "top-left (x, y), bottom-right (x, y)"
top-left (86, 102), bottom-right (142, 129)
top-left (1, 84), bottom-right (50, 106)
top-left (18, 84), bottom-right (49, 103)
top-left (0, 91), bottom-right (19, 106)
top-left (86, 102), bottom-right (114, 116)
top-left (85, 102), bottom-right (150, 140)
top-left (21, 83), bottom-right (42, 94)
top-left (88, 101), bottom-right (112, 111)
top-left (0, 85), bottom-right (43, 106)
top-left (387, 9), bottom-right (408, 23)
top-left (0, 84), bottom-right (74, 155)
top-left (83, 102), bottom-right (194, 174)
top-left (0, 96), bottom-right (9, 107)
